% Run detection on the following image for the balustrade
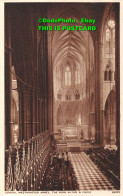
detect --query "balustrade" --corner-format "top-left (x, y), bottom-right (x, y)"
top-left (5, 131), bottom-right (51, 191)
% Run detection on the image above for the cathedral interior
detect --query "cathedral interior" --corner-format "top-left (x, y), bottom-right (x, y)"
top-left (5, 2), bottom-right (120, 191)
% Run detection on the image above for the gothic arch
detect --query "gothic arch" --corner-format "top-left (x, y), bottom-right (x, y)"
top-left (104, 90), bottom-right (116, 145)
top-left (57, 105), bottom-right (63, 125)
top-left (100, 3), bottom-right (115, 43)
top-left (65, 104), bottom-right (73, 125)
top-left (65, 90), bottom-right (71, 100)
top-left (74, 105), bottom-right (81, 125)
top-left (75, 89), bottom-right (80, 100)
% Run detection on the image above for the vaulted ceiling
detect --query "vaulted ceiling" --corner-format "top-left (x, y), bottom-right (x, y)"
top-left (49, 3), bottom-right (106, 69)
top-left (5, 2), bottom-right (108, 88)
top-left (52, 25), bottom-right (92, 69)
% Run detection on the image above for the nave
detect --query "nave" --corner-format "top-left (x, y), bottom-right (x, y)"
top-left (4, 2), bottom-right (120, 192)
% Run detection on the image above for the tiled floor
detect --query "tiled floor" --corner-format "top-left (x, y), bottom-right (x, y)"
top-left (68, 152), bottom-right (116, 190)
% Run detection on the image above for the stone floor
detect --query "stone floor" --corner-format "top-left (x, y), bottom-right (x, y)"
top-left (68, 152), bottom-right (117, 190)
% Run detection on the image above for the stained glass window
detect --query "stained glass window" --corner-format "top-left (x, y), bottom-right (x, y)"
top-left (106, 29), bottom-right (111, 41)
top-left (105, 20), bottom-right (115, 54)
top-left (75, 67), bottom-right (80, 85)
top-left (108, 20), bottom-right (115, 28)
top-left (65, 66), bottom-right (71, 86)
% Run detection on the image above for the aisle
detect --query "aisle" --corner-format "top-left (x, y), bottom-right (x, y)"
top-left (68, 152), bottom-right (116, 190)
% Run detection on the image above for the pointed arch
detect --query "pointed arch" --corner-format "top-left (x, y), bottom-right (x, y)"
top-left (65, 104), bottom-right (72, 125)
top-left (74, 104), bottom-right (81, 125)
top-left (65, 90), bottom-right (71, 100)
top-left (75, 89), bottom-right (80, 100)
top-left (104, 90), bottom-right (116, 145)
top-left (57, 105), bottom-right (63, 125)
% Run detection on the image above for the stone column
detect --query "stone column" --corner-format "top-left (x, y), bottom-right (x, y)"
top-left (19, 89), bottom-right (22, 142)
top-left (115, 4), bottom-right (120, 156)
top-left (21, 90), bottom-right (25, 141)
top-left (7, 11), bottom-right (14, 146)
top-left (99, 42), bottom-right (105, 145)
top-left (5, 49), bottom-right (14, 148)
top-left (36, 92), bottom-right (40, 134)
top-left (48, 31), bottom-right (53, 133)
top-left (89, 112), bottom-right (95, 139)
top-left (39, 98), bottom-right (42, 133)
top-left (95, 41), bottom-right (102, 144)
top-left (32, 91), bottom-right (36, 136)
top-left (26, 90), bottom-right (32, 139)
top-left (23, 89), bottom-right (27, 140)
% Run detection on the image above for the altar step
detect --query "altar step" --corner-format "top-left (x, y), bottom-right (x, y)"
top-left (57, 139), bottom-right (82, 143)
top-left (67, 142), bottom-right (81, 147)
top-left (57, 140), bottom-right (94, 145)
top-left (56, 142), bottom-right (101, 152)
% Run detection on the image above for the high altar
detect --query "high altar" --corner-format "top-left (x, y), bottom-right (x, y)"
top-left (61, 126), bottom-right (81, 140)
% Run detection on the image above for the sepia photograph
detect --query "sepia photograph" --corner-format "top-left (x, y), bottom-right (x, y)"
top-left (3, 0), bottom-right (120, 193)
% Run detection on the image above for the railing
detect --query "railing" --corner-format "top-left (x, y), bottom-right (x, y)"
top-left (5, 131), bottom-right (51, 191)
